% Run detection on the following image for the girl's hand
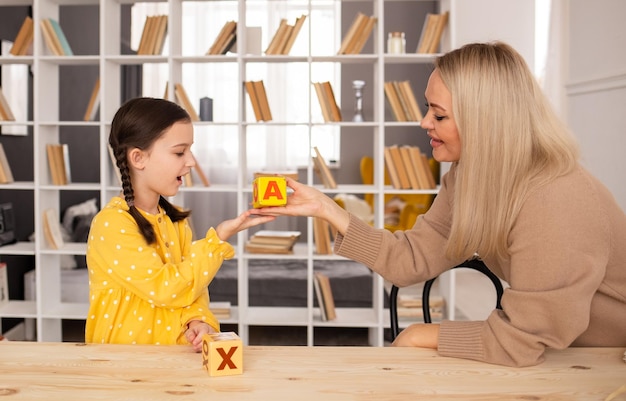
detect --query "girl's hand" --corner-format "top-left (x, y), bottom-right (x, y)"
top-left (216, 210), bottom-right (275, 241)
top-left (185, 320), bottom-right (216, 352)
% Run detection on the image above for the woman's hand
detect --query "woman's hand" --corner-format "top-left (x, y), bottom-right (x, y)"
top-left (216, 210), bottom-right (275, 241)
top-left (250, 178), bottom-right (351, 236)
top-left (392, 323), bottom-right (440, 349)
top-left (185, 320), bottom-right (217, 352)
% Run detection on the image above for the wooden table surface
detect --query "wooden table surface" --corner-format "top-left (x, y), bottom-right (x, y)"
top-left (1, 342), bottom-right (625, 400)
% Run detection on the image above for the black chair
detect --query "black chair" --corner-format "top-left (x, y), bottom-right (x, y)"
top-left (389, 259), bottom-right (504, 341)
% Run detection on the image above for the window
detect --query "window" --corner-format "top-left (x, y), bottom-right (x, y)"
top-left (131, 2), bottom-right (341, 174)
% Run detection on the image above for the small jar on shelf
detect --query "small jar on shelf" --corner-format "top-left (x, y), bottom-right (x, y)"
top-left (387, 32), bottom-right (406, 54)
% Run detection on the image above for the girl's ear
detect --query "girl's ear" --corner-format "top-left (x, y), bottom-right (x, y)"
top-left (128, 148), bottom-right (146, 170)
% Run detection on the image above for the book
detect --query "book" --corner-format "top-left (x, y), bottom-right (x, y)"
top-left (313, 217), bottom-right (332, 255)
top-left (322, 82), bottom-right (342, 122)
top-left (313, 273), bottom-right (327, 321)
top-left (281, 15), bottom-right (307, 55)
top-left (384, 81), bottom-right (407, 122)
top-left (137, 15), bottom-right (168, 55)
top-left (383, 146), bottom-right (401, 189)
top-left (312, 146), bottom-right (337, 189)
top-left (265, 19), bottom-right (289, 55)
top-left (252, 80), bottom-right (272, 121)
top-left (244, 81), bottom-right (263, 122)
top-left (151, 15), bottom-right (168, 55)
top-left (0, 88), bottom-right (16, 121)
top-left (337, 12), bottom-right (368, 55)
top-left (416, 12), bottom-right (449, 54)
top-left (42, 208), bottom-right (64, 249)
top-left (427, 11), bottom-right (449, 53)
top-left (9, 16), bottom-right (34, 56)
top-left (347, 16), bottom-right (377, 55)
top-left (245, 230), bottom-right (301, 254)
top-left (47, 18), bottom-right (73, 56)
top-left (397, 81), bottom-right (423, 121)
top-left (313, 82), bottom-right (332, 123)
top-left (39, 18), bottom-right (64, 56)
top-left (399, 146), bottom-right (420, 190)
top-left (174, 83), bottom-right (200, 121)
top-left (83, 78), bottom-right (100, 121)
top-left (0, 143), bottom-right (15, 184)
top-left (46, 144), bottom-right (70, 185)
top-left (388, 145), bottom-right (411, 189)
top-left (249, 230), bottom-right (301, 246)
top-left (206, 21), bottom-right (237, 55)
top-left (314, 272), bottom-right (336, 320)
top-left (211, 301), bottom-right (231, 319)
top-left (0, 262), bottom-right (8, 307)
top-left (191, 153), bottom-right (210, 187)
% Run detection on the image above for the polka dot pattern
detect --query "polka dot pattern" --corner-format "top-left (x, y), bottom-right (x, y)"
top-left (84, 196), bottom-right (234, 346)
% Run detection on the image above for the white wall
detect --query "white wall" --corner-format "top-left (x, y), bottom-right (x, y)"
top-left (566, 0), bottom-right (626, 211)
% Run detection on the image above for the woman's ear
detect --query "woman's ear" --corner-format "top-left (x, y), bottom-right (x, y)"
top-left (128, 148), bottom-right (146, 170)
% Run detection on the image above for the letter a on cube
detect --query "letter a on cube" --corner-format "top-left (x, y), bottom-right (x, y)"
top-left (201, 331), bottom-right (243, 376)
top-left (252, 176), bottom-right (287, 208)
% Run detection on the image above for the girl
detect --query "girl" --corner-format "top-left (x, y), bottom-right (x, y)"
top-left (85, 97), bottom-right (274, 351)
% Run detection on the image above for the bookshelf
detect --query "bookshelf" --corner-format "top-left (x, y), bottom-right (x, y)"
top-left (0, 0), bottom-right (536, 344)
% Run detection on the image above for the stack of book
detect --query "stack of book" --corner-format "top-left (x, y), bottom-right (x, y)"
top-left (313, 82), bottom-right (341, 123)
top-left (416, 11), bottom-right (449, 54)
top-left (0, 144), bottom-right (14, 184)
top-left (245, 230), bottom-right (301, 254)
top-left (9, 16), bottom-right (34, 56)
top-left (0, 88), bottom-right (15, 122)
top-left (265, 15), bottom-right (307, 55)
top-left (206, 21), bottom-right (237, 55)
top-left (396, 293), bottom-right (444, 320)
top-left (244, 80), bottom-right (272, 122)
top-left (313, 272), bottom-right (336, 321)
top-left (40, 18), bottom-right (73, 56)
top-left (384, 145), bottom-right (436, 190)
top-left (136, 15), bottom-right (168, 55)
top-left (384, 81), bottom-right (423, 122)
top-left (337, 12), bottom-right (377, 55)
top-left (211, 301), bottom-right (231, 320)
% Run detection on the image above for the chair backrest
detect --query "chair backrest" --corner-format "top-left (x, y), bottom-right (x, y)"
top-left (389, 259), bottom-right (504, 341)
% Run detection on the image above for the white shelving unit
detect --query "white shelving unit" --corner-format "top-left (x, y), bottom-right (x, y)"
top-left (0, 0), bottom-right (538, 344)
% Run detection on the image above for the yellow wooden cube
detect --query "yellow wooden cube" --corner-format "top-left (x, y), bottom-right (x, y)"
top-left (252, 176), bottom-right (287, 208)
top-left (201, 331), bottom-right (243, 377)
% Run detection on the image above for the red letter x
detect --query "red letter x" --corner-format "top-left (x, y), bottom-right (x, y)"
top-left (217, 346), bottom-right (238, 370)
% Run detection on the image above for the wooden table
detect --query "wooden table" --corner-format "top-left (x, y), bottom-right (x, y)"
top-left (1, 342), bottom-right (625, 400)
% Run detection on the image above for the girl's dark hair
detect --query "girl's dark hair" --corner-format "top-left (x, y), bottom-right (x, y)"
top-left (109, 97), bottom-right (192, 244)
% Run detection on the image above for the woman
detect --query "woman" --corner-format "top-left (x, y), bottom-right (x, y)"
top-left (85, 98), bottom-right (274, 351)
top-left (252, 42), bottom-right (626, 366)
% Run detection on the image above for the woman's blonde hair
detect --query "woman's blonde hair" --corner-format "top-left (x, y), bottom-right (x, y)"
top-left (436, 42), bottom-right (579, 261)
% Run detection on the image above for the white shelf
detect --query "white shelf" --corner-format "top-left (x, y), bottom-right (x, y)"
top-left (0, 0), bottom-right (465, 345)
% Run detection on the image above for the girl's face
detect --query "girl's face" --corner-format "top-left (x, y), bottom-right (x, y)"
top-left (421, 69), bottom-right (461, 162)
top-left (131, 121), bottom-right (196, 199)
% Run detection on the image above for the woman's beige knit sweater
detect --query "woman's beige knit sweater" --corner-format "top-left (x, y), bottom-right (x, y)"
top-left (335, 164), bottom-right (626, 367)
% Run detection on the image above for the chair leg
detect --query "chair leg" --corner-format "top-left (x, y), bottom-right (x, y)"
top-left (389, 285), bottom-right (399, 341)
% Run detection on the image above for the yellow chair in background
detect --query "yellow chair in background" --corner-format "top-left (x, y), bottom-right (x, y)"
top-left (360, 156), bottom-right (437, 232)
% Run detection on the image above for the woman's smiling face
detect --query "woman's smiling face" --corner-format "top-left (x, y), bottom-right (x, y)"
top-left (421, 68), bottom-right (461, 162)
